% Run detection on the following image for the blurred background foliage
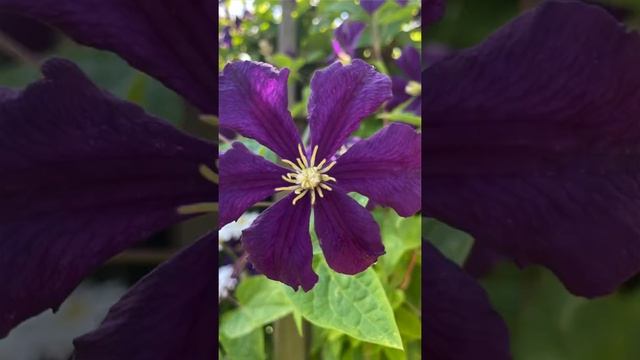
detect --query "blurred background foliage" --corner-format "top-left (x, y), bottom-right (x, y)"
top-left (219, 0), bottom-right (421, 359)
top-left (427, 1), bottom-right (640, 360)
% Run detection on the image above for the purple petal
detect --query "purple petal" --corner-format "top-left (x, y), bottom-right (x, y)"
top-left (221, 25), bottom-right (232, 48)
top-left (242, 194), bottom-right (318, 291)
top-left (385, 76), bottom-right (411, 112)
top-left (396, 0), bottom-right (408, 6)
top-left (425, 241), bottom-right (511, 359)
top-left (425, 0), bottom-right (445, 26)
top-left (0, 0), bottom-right (215, 113)
top-left (219, 61), bottom-right (301, 160)
top-left (333, 21), bottom-right (366, 58)
top-left (0, 59), bottom-right (215, 337)
top-left (309, 59), bottom-right (391, 161)
top-left (74, 233), bottom-right (217, 359)
top-left (219, 142), bottom-right (287, 226)
top-left (397, 46), bottom-right (421, 81)
top-left (361, 0), bottom-right (385, 14)
top-left (314, 188), bottom-right (384, 275)
top-left (332, 123), bottom-right (421, 217)
top-left (424, 43), bottom-right (453, 68)
top-left (424, 1), bottom-right (640, 297)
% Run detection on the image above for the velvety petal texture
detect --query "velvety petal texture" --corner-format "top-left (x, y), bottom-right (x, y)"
top-left (332, 123), bottom-right (421, 216)
top-left (242, 194), bottom-right (318, 291)
top-left (74, 233), bottom-right (217, 360)
top-left (0, 0), bottom-right (216, 113)
top-left (424, 1), bottom-right (640, 297)
top-left (332, 21), bottom-right (365, 58)
top-left (314, 188), bottom-right (384, 275)
top-left (424, 241), bottom-right (511, 359)
top-left (219, 61), bottom-right (301, 160)
top-left (309, 59), bottom-right (392, 161)
top-left (0, 59), bottom-right (216, 337)
top-left (219, 142), bottom-right (287, 226)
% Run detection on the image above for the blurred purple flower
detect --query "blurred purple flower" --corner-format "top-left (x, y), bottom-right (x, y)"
top-left (423, 43), bottom-right (451, 67)
top-left (221, 25), bottom-right (232, 48)
top-left (361, 0), bottom-right (410, 14)
top-left (329, 20), bottom-right (365, 64)
top-left (386, 46), bottom-right (421, 115)
top-left (0, 0), bottom-right (218, 357)
top-left (360, 0), bottom-right (385, 14)
top-left (425, 1), bottom-right (640, 357)
top-left (219, 59), bottom-right (421, 290)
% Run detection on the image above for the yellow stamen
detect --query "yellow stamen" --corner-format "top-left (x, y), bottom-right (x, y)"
top-left (320, 183), bottom-right (333, 191)
top-left (297, 144), bottom-right (309, 167)
top-left (199, 164), bottom-right (219, 184)
top-left (177, 202), bottom-right (218, 215)
top-left (309, 145), bottom-right (319, 167)
top-left (321, 174), bottom-right (337, 182)
top-left (292, 190), bottom-right (308, 205)
top-left (282, 159), bottom-right (301, 171)
top-left (274, 145), bottom-right (338, 206)
top-left (320, 161), bottom-right (337, 173)
top-left (315, 158), bottom-right (327, 169)
top-left (281, 175), bottom-right (298, 184)
top-left (296, 158), bottom-right (306, 170)
top-left (275, 185), bottom-right (299, 192)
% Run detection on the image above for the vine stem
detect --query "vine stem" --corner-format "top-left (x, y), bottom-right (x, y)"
top-left (400, 249), bottom-right (418, 290)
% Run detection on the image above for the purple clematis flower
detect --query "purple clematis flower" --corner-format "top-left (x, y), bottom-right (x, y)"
top-left (329, 20), bottom-right (365, 64)
top-left (360, 0), bottom-right (386, 14)
top-left (0, 0), bottom-right (218, 357)
top-left (386, 46), bottom-right (421, 115)
top-left (361, 0), bottom-right (410, 14)
top-left (219, 59), bottom-right (421, 291)
top-left (425, 0), bottom-right (640, 357)
top-left (221, 25), bottom-right (232, 48)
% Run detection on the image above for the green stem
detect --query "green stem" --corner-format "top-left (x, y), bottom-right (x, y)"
top-left (273, 315), bottom-right (306, 359)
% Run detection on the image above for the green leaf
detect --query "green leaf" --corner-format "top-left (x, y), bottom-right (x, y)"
top-left (283, 257), bottom-right (403, 349)
top-left (395, 306), bottom-right (421, 340)
top-left (220, 327), bottom-right (266, 360)
top-left (220, 276), bottom-right (293, 338)
top-left (424, 218), bottom-right (474, 266)
top-left (374, 209), bottom-right (421, 274)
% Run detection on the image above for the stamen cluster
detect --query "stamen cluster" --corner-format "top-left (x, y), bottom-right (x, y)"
top-left (275, 144), bottom-right (337, 205)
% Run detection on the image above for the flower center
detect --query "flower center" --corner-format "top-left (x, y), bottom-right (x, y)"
top-left (275, 144), bottom-right (337, 205)
top-left (405, 80), bottom-right (422, 97)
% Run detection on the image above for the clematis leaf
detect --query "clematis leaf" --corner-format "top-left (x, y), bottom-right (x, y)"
top-left (283, 256), bottom-right (403, 350)
top-left (220, 276), bottom-right (294, 338)
top-left (373, 209), bottom-right (421, 274)
top-left (395, 305), bottom-right (421, 341)
top-left (220, 328), bottom-right (266, 360)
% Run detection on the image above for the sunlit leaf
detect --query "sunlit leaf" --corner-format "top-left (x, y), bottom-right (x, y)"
top-left (283, 257), bottom-right (403, 349)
